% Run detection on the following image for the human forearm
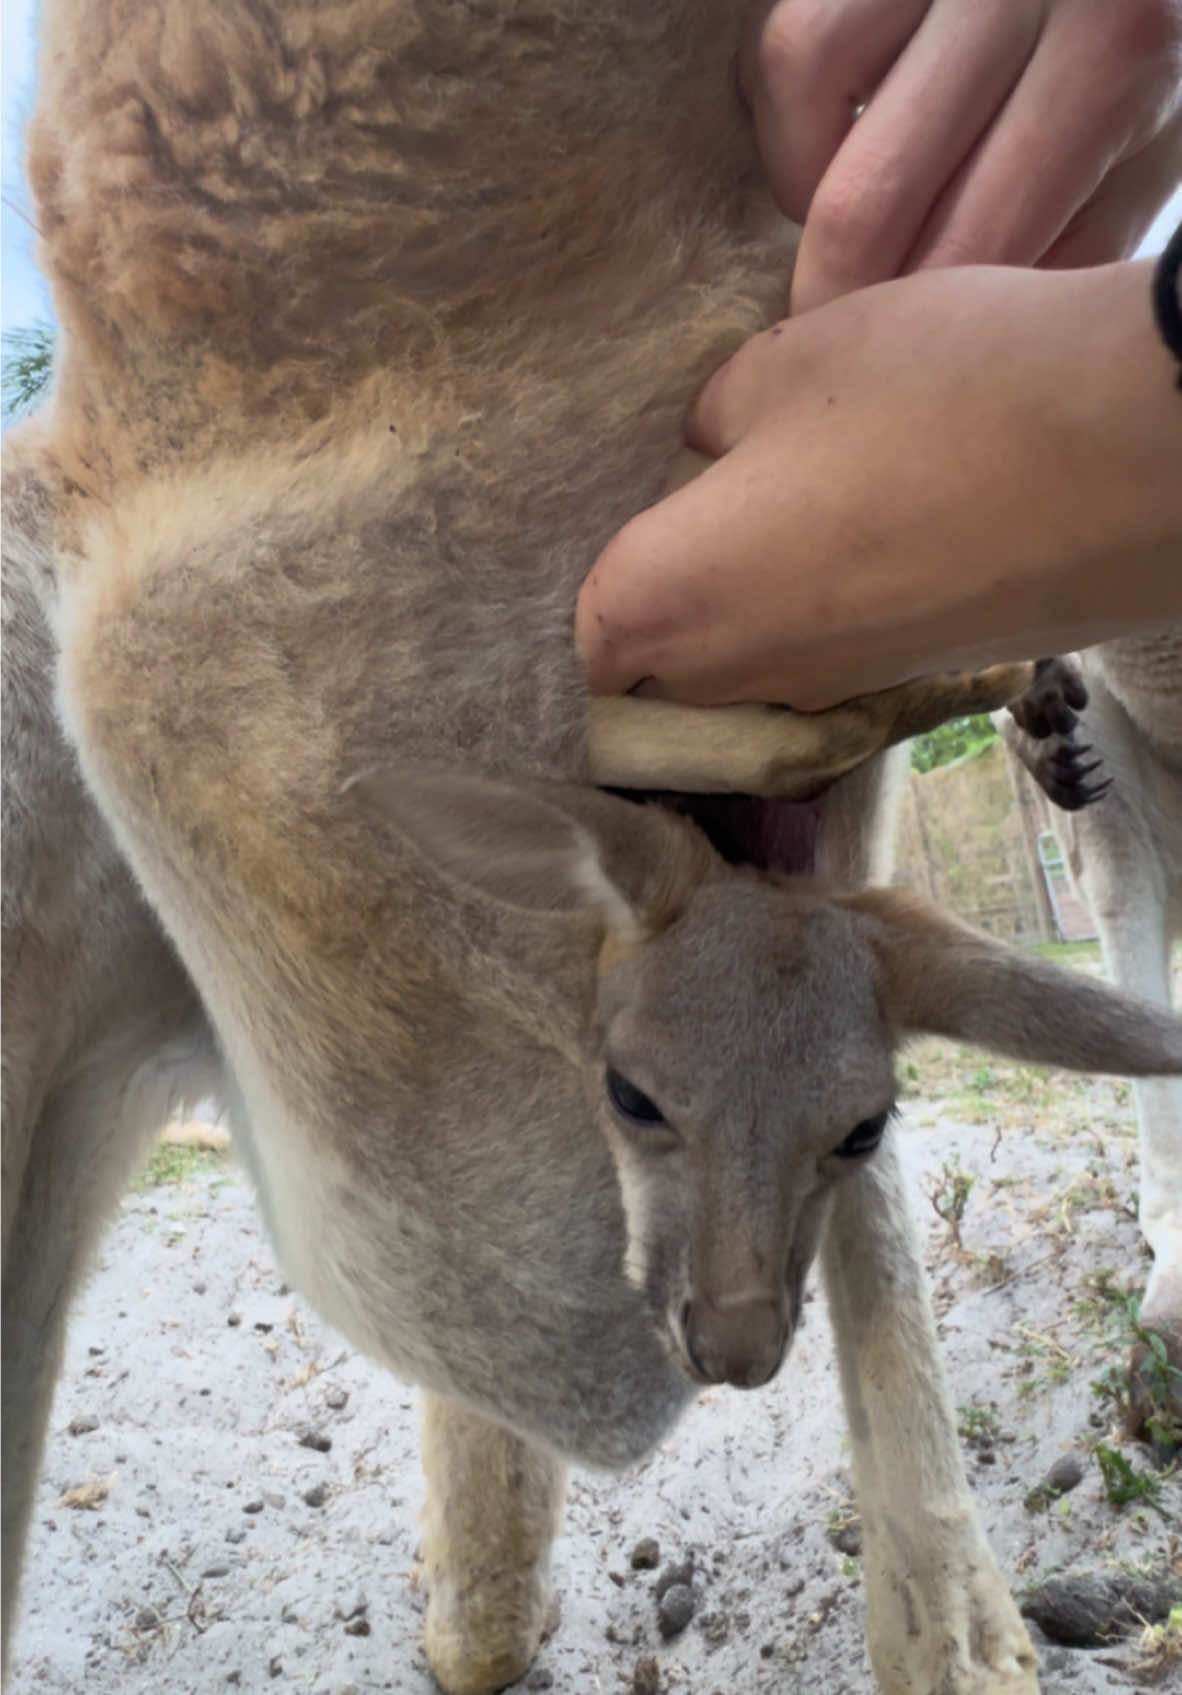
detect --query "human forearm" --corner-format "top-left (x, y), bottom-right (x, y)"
top-left (576, 260), bottom-right (1182, 710)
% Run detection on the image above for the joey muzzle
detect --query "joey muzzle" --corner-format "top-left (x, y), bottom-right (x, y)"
top-left (680, 1295), bottom-right (789, 1389)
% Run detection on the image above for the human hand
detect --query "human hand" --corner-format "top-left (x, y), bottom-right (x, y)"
top-left (576, 262), bottom-right (1182, 709)
top-left (740, 0), bottom-right (1182, 314)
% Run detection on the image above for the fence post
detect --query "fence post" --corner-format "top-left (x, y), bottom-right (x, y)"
top-left (1002, 746), bottom-right (1056, 944)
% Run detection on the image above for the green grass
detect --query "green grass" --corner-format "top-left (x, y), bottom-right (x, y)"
top-left (131, 1140), bottom-right (226, 1191)
top-left (1029, 940), bottom-right (1102, 967)
top-left (1094, 1443), bottom-right (1166, 1515)
top-left (957, 1404), bottom-right (1001, 1446)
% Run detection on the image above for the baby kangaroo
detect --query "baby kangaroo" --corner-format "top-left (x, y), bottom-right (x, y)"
top-left (361, 765), bottom-right (1182, 1409)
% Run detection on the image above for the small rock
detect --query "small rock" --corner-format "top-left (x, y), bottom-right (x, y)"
top-left (202, 1564), bottom-right (230, 1579)
top-left (699, 1610), bottom-right (730, 1649)
top-left (630, 1537), bottom-right (660, 1571)
top-left (1021, 1570), bottom-right (1182, 1646)
top-left (343, 1617), bottom-right (370, 1637)
top-left (526, 1671), bottom-right (554, 1691)
top-left (262, 1491), bottom-right (285, 1510)
top-left (268, 1656), bottom-right (283, 1678)
top-left (1024, 1451), bottom-right (1086, 1512)
top-left (303, 1483), bottom-right (328, 1509)
top-left (88, 1346), bottom-right (106, 1356)
top-left (607, 1570), bottom-right (626, 1588)
top-left (760, 1641), bottom-right (776, 1660)
top-left (68, 1414), bottom-right (100, 1436)
top-left (298, 1430), bottom-right (332, 1453)
top-left (325, 1388), bottom-right (349, 1411)
top-left (654, 1558), bottom-right (694, 1601)
top-left (225, 1527), bottom-right (246, 1544)
top-left (976, 1449), bottom-right (997, 1466)
top-left (193, 1281), bottom-right (207, 1295)
top-left (1043, 1453), bottom-right (1085, 1496)
top-left (831, 1523), bottom-right (862, 1556)
top-left (243, 1499), bottom-right (264, 1514)
top-left (657, 1583), bottom-right (695, 1639)
top-left (632, 1656), bottom-right (660, 1695)
top-left (227, 1312), bottom-right (242, 1328)
top-left (135, 1607), bottom-right (160, 1632)
top-left (225, 1675), bottom-right (241, 1687)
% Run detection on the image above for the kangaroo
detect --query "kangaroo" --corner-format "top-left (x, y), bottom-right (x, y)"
top-left (1003, 631), bottom-right (1182, 1444)
top-left (5, 5), bottom-right (1182, 1694)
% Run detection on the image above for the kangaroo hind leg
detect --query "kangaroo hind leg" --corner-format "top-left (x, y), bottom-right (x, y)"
top-left (420, 1392), bottom-right (567, 1695)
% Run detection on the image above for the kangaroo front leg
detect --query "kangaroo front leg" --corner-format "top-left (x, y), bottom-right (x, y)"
top-left (420, 1393), bottom-right (567, 1695)
top-left (587, 663), bottom-right (1034, 800)
top-left (823, 1138), bottom-right (1038, 1695)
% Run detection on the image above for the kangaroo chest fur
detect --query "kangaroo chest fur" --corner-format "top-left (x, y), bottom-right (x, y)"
top-left (34, 0), bottom-right (801, 1467)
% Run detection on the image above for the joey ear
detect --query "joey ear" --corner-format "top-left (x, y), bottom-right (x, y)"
top-left (844, 887), bottom-right (1182, 1078)
top-left (349, 766), bottom-right (641, 922)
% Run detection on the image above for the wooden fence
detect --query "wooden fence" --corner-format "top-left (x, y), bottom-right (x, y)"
top-left (893, 740), bottom-right (1096, 945)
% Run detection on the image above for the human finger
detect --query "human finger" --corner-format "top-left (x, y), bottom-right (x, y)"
top-left (1040, 112), bottom-right (1182, 268)
top-left (789, 0), bottom-right (1042, 312)
top-left (905, 1), bottom-right (1182, 271)
top-left (739, 0), bottom-right (930, 224)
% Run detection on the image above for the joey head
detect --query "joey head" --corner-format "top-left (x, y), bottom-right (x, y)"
top-left (360, 765), bottom-right (1182, 1398)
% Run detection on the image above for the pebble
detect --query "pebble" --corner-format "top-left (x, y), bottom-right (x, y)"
top-left (831, 1524), bottom-right (862, 1556)
top-left (68, 1415), bottom-right (99, 1436)
top-left (526, 1671), bottom-right (554, 1691)
top-left (325, 1388), bottom-right (349, 1411)
top-left (303, 1483), bottom-right (328, 1509)
top-left (343, 1617), bottom-right (370, 1637)
top-left (1021, 1571), bottom-right (1182, 1646)
top-left (657, 1583), bottom-right (695, 1639)
top-left (1043, 1453), bottom-right (1085, 1496)
top-left (299, 1430), bottom-right (333, 1452)
top-left (654, 1558), bottom-right (693, 1601)
top-left (699, 1611), bottom-right (729, 1648)
top-left (202, 1564), bottom-right (231, 1579)
top-left (630, 1538), bottom-right (660, 1570)
top-left (135, 1607), bottom-right (160, 1632)
top-left (226, 1527), bottom-right (246, 1544)
top-left (227, 1312), bottom-right (242, 1327)
top-left (243, 1499), bottom-right (264, 1514)
top-left (632, 1657), bottom-right (660, 1695)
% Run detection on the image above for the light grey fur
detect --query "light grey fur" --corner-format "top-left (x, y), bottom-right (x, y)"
top-left (1003, 630), bottom-right (1182, 1377)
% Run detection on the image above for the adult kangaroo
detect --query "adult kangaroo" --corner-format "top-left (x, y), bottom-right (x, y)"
top-left (5, 5), bottom-right (1182, 1693)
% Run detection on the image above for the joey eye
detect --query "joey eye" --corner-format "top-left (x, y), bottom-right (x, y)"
top-left (833, 1108), bottom-right (892, 1160)
top-left (605, 1068), bottom-right (665, 1126)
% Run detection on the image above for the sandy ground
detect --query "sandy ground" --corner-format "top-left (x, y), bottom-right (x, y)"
top-left (9, 1004), bottom-right (1182, 1695)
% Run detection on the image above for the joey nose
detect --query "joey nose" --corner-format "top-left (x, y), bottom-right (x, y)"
top-left (681, 1297), bottom-right (788, 1389)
